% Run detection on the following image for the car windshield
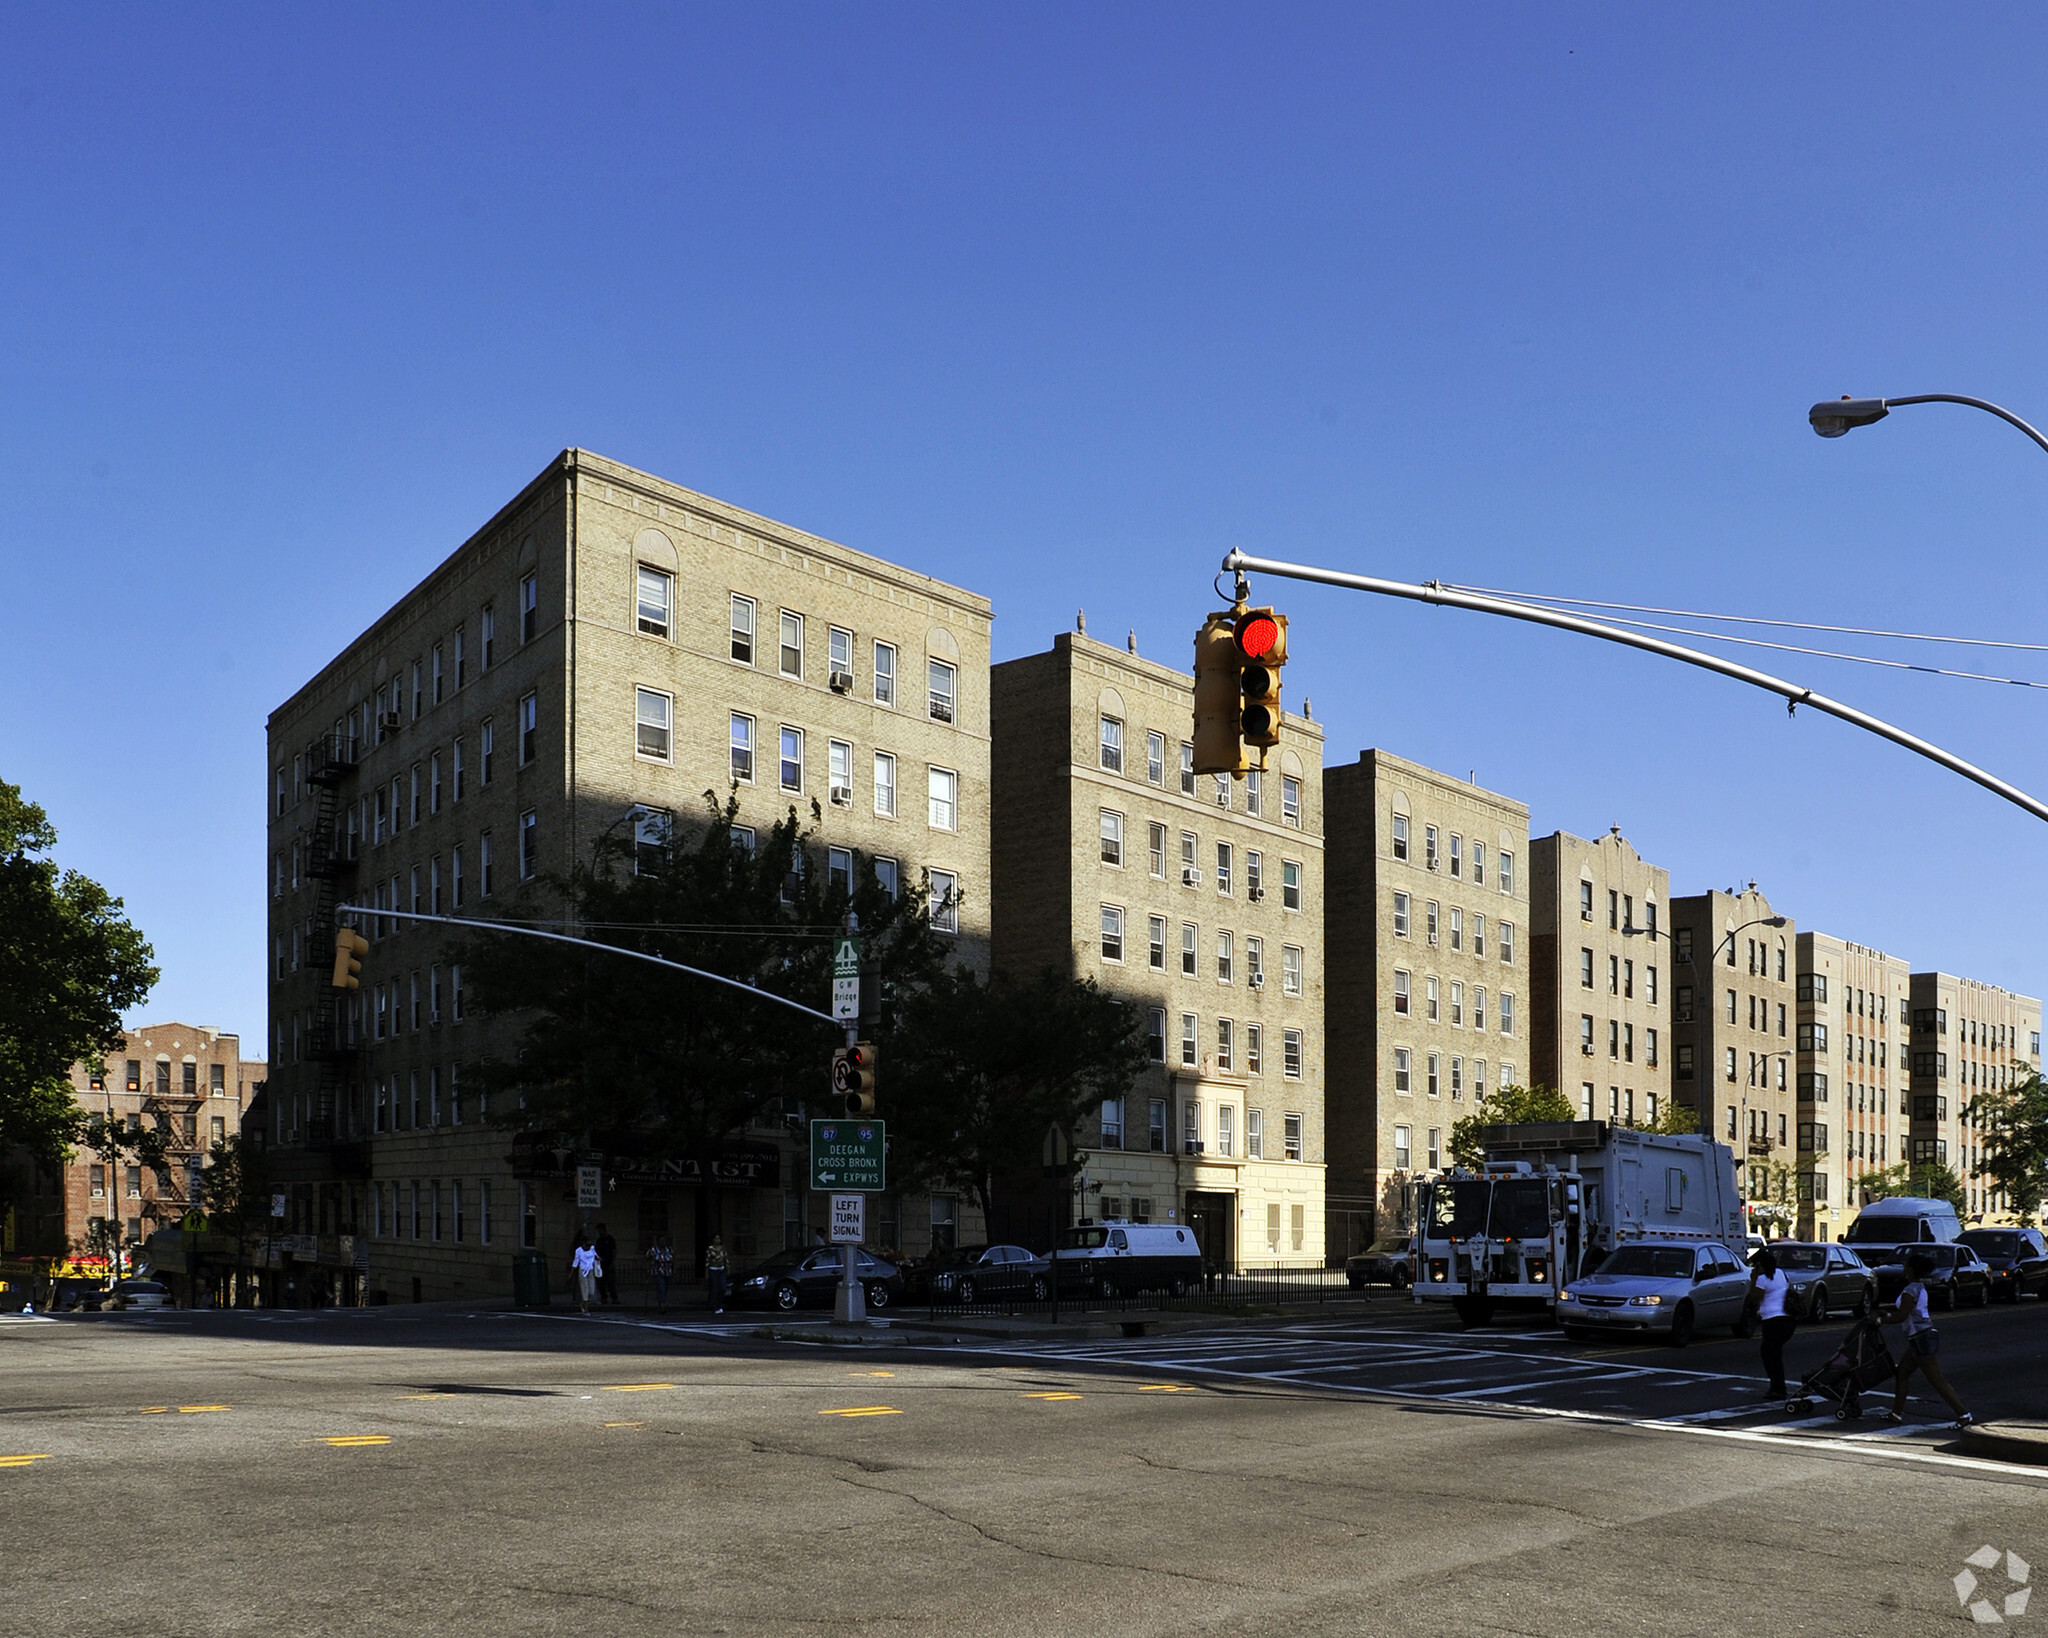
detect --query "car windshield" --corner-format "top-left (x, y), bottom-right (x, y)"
top-left (1962, 1232), bottom-right (2019, 1256)
top-left (1918, 1247), bottom-right (1958, 1268)
top-left (1844, 1215), bottom-right (1922, 1242)
top-left (1774, 1248), bottom-right (1826, 1272)
top-left (1061, 1227), bottom-right (1109, 1250)
top-left (1426, 1178), bottom-right (1550, 1240)
top-left (1370, 1239), bottom-right (1409, 1256)
top-left (1597, 1247), bottom-right (1696, 1279)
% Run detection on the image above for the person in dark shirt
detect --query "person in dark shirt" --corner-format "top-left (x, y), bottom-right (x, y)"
top-left (594, 1224), bottom-right (620, 1306)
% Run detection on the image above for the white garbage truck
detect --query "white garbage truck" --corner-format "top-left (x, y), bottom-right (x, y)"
top-left (1411, 1121), bottom-right (1744, 1326)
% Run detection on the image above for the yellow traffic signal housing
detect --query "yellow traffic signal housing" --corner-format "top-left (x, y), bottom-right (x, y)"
top-left (1235, 607), bottom-right (1288, 755)
top-left (330, 927), bottom-right (369, 991)
top-left (1191, 613), bottom-right (1247, 777)
top-left (833, 1041), bottom-right (878, 1116)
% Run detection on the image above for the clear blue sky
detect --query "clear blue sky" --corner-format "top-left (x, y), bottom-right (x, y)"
top-left (6, 6), bottom-right (2048, 1049)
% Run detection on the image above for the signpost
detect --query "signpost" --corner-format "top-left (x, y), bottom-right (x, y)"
top-left (831, 935), bottom-right (862, 1024)
top-left (830, 1194), bottom-right (865, 1244)
top-left (575, 1165), bottom-right (602, 1211)
top-left (810, 1120), bottom-right (887, 1193)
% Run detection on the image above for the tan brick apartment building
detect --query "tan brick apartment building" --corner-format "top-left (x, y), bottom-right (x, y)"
top-left (1529, 828), bottom-right (1672, 1127)
top-left (1907, 972), bottom-right (2042, 1224)
top-left (1668, 886), bottom-right (1798, 1229)
top-left (266, 449), bottom-right (991, 1302)
top-left (1325, 752), bottom-right (1530, 1256)
top-left (990, 630), bottom-right (1326, 1269)
top-left (1793, 932), bottom-right (1910, 1240)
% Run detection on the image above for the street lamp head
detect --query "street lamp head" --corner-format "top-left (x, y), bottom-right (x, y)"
top-left (1764, 916), bottom-right (1787, 928)
top-left (1810, 396), bottom-right (1889, 438)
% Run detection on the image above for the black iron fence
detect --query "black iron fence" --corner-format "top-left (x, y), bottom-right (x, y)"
top-left (915, 1262), bottom-right (1361, 1321)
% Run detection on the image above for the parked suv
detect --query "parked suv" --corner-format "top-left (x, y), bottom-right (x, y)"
top-left (1958, 1228), bottom-right (2048, 1302)
top-left (1557, 1240), bottom-right (1751, 1346)
top-left (1760, 1241), bottom-right (1876, 1322)
top-left (1345, 1237), bottom-right (1414, 1291)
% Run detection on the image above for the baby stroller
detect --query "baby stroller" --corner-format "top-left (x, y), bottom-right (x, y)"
top-left (1787, 1314), bottom-right (1896, 1420)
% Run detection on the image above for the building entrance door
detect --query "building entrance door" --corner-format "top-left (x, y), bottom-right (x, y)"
top-left (1185, 1191), bottom-right (1234, 1275)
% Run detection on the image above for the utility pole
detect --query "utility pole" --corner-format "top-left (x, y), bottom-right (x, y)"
top-left (834, 911), bottom-right (866, 1325)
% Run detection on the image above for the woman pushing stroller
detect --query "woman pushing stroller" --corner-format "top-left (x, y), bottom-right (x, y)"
top-left (1880, 1250), bottom-right (1976, 1429)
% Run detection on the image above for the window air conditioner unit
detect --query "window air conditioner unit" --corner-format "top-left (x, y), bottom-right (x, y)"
top-left (1248, 886), bottom-right (1264, 902)
top-left (829, 670), bottom-right (854, 693)
top-left (829, 786), bottom-right (852, 807)
top-left (1182, 868), bottom-right (1201, 887)
top-left (1250, 973), bottom-right (1264, 989)
top-left (1184, 1140), bottom-right (1204, 1156)
top-left (1582, 1043), bottom-right (1595, 1055)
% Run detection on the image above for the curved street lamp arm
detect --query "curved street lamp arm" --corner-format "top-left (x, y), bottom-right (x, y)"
top-left (1220, 549), bottom-right (2048, 827)
top-left (1880, 395), bottom-right (2048, 458)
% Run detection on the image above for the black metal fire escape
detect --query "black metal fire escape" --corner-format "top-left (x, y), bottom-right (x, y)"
top-left (303, 731), bottom-right (358, 1152)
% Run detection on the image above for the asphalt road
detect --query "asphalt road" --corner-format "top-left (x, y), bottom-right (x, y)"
top-left (5, 1298), bottom-right (2047, 1637)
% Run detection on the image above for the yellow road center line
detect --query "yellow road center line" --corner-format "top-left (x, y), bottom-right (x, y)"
top-left (0, 1455), bottom-right (52, 1468)
top-left (819, 1406), bottom-right (902, 1417)
top-left (178, 1405), bottom-right (230, 1413)
top-left (1024, 1392), bottom-right (1083, 1401)
top-left (402, 1392), bottom-right (453, 1400)
top-left (139, 1407), bottom-right (169, 1415)
top-left (602, 1421), bottom-right (645, 1428)
top-left (1139, 1384), bottom-right (1196, 1393)
top-left (849, 1370), bottom-right (896, 1377)
top-left (319, 1435), bottom-right (392, 1447)
top-left (604, 1383), bottom-right (674, 1392)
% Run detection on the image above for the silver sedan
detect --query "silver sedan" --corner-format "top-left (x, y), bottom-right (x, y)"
top-left (1558, 1241), bottom-right (1752, 1347)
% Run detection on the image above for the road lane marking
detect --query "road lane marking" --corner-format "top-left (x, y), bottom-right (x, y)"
top-left (604, 1383), bottom-right (673, 1392)
top-left (1437, 1374), bottom-right (1591, 1399)
top-left (139, 1407), bottom-right (169, 1415)
top-left (402, 1392), bottom-right (454, 1400)
top-left (1842, 1422), bottom-right (1943, 1440)
top-left (1024, 1391), bottom-right (1082, 1401)
top-left (819, 1406), bottom-right (901, 1418)
top-left (177, 1405), bottom-right (230, 1414)
top-left (0, 1455), bottom-right (52, 1468)
top-left (1139, 1384), bottom-right (1196, 1392)
top-left (320, 1435), bottom-right (392, 1447)
top-left (849, 1370), bottom-right (895, 1377)
top-left (602, 1421), bottom-right (645, 1429)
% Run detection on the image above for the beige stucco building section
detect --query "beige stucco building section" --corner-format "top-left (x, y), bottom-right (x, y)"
top-left (1907, 971), bottom-right (2042, 1226)
top-left (1794, 931), bottom-right (1910, 1240)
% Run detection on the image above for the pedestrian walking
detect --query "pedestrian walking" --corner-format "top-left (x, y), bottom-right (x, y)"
top-left (594, 1223), bottom-right (620, 1306)
top-left (705, 1234), bottom-right (730, 1314)
top-left (1745, 1248), bottom-right (1797, 1400)
top-left (1882, 1250), bottom-right (1976, 1429)
top-left (570, 1233), bottom-right (601, 1315)
top-left (648, 1237), bottom-right (675, 1313)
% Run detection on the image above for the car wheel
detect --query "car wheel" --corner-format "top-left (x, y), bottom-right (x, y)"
top-left (1029, 1277), bottom-right (1049, 1301)
top-left (1972, 1283), bottom-right (1989, 1308)
top-left (865, 1282), bottom-right (891, 1311)
top-left (1809, 1290), bottom-right (1829, 1325)
top-left (958, 1277), bottom-right (977, 1304)
top-left (1667, 1304), bottom-right (1695, 1348)
top-left (773, 1282), bottom-right (800, 1311)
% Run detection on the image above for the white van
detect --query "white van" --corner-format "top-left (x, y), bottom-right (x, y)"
top-left (1842, 1196), bottom-right (1962, 1261)
top-left (1054, 1222), bottom-right (1203, 1297)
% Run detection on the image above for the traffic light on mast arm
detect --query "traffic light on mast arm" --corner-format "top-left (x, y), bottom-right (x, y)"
top-left (330, 926), bottom-right (369, 991)
top-left (833, 1041), bottom-right (878, 1116)
top-left (1236, 607), bottom-right (1288, 758)
top-left (1191, 614), bottom-right (1247, 777)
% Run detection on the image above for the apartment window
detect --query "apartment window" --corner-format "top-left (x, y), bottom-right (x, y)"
top-left (519, 810), bottom-right (537, 880)
top-left (1211, 773), bottom-right (1229, 810)
top-left (1180, 742), bottom-right (1195, 795)
top-left (1146, 731), bottom-right (1166, 786)
top-left (1181, 831), bottom-right (1198, 885)
top-left (477, 718), bottom-right (494, 788)
top-left (1449, 909), bottom-right (1463, 952)
top-left (1146, 1009), bottom-right (1166, 1064)
top-left (1246, 851), bottom-right (1263, 900)
top-left (1499, 992), bottom-right (1514, 1036)
top-left (519, 692), bottom-right (537, 764)
top-left (1183, 1099), bottom-right (1201, 1154)
top-left (1181, 922), bottom-right (1198, 977)
top-left (430, 855), bottom-right (443, 914)
top-left (1473, 915), bottom-right (1486, 959)
top-left (1427, 976), bottom-right (1440, 1021)
top-left (1727, 988), bottom-right (1738, 1024)
top-left (1180, 1013), bottom-right (1199, 1069)
top-left (1281, 776), bottom-right (1301, 825)
top-left (1148, 822), bottom-right (1167, 877)
top-left (829, 740), bottom-right (853, 806)
top-left (1427, 1052), bottom-right (1440, 1097)
top-left (719, 594), bottom-right (754, 665)
top-left (873, 640), bottom-right (896, 705)
top-left (1217, 930), bottom-right (1234, 983)
top-left (872, 751), bottom-right (896, 816)
top-left (1282, 944), bottom-right (1303, 996)
top-left (1472, 845), bottom-right (1486, 888)
top-left (780, 726), bottom-right (804, 792)
top-left (1217, 1023), bottom-right (1235, 1079)
top-left (1394, 969), bottom-right (1411, 1016)
top-left (1608, 1019), bottom-right (1620, 1059)
top-left (636, 566), bottom-right (672, 638)
top-left (1148, 916), bottom-right (1167, 971)
top-left (1392, 813), bottom-right (1410, 860)
top-left (1247, 1024), bottom-right (1263, 1076)
top-left (1579, 881), bottom-right (1594, 921)
top-left (1100, 905), bottom-right (1125, 962)
top-left (1247, 1107), bottom-right (1265, 1158)
top-left (779, 610), bottom-right (803, 678)
top-left (517, 573), bottom-right (537, 643)
top-left (827, 847), bottom-right (853, 895)
top-left (1393, 1124), bottom-right (1412, 1170)
top-left (1216, 842), bottom-right (1232, 895)
top-left (928, 659), bottom-right (956, 723)
top-left (1448, 834), bottom-right (1462, 877)
top-left (1623, 1022), bottom-right (1634, 1062)
top-left (928, 766), bottom-right (958, 830)
top-left (431, 643), bottom-right (445, 704)
top-left (635, 687), bottom-right (673, 761)
top-left (873, 855), bottom-right (897, 897)
top-left (1284, 1030), bottom-right (1304, 1080)
top-left (1777, 1003), bottom-right (1788, 1037)
top-left (728, 713), bottom-right (755, 783)
top-left (453, 737), bottom-right (468, 802)
top-left (451, 845), bottom-right (465, 909)
top-left (1726, 1047), bottom-right (1739, 1082)
top-left (929, 870), bottom-right (958, 934)
top-left (1100, 1098), bottom-right (1125, 1150)
top-left (1580, 1014), bottom-right (1595, 1054)
top-left (1100, 810), bottom-right (1124, 867)
top-left (1608, 954), bottom-right (1620, 995)
top-left (429, 752), bottom-right (444, 814)
top-left (828, 626), bottom-right (853, 687)
top-left (1645, 1026), bottom-right (1658, 1067)
top-left (1283, 860), bottom-right (1302, 910)
top-left (1473, 988), bottom-right (1487, 1032)
top-left (1100, 716), bottom-right (1124, 773)
top-left (1392, 891), bottom-right (1411, 938)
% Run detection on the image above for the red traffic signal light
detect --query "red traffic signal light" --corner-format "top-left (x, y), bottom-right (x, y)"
top-left (833, 1041), bottom-right (878, 1116)
top-left (1234, 611), bottom-right (1282, 663)
top-left (1235, 608), bottom-right (1288, 753)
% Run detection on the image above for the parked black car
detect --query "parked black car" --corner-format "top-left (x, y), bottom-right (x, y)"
top-left (1959, 1227), bottom-right (2048, 1302)
top-left (1345, 1236), bottom-right (1414, 1291)
top-left (732, 1247), bottom-right (904, 1312)
top-left (923, 1245), bottom-right (1053, 1305)
top-left (1870, 1243), bottom-right (1992, 1310)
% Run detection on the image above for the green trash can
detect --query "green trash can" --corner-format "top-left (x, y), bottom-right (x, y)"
top-left (511, 1250), bottom-right (551, 1308)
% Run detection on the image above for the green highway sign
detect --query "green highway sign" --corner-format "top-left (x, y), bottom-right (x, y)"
top-left (811, 1118), bottom-right (886, 1192)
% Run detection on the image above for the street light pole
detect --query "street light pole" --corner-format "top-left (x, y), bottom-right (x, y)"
top-left (1809, 393), bottom-right (2048, 457)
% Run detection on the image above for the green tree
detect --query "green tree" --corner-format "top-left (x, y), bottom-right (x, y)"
top-left (197, 1133), bottom-right (270, 1235)
top-left (1448, 1083), bottom-right (1576, 1168)
top-left (1964, 1069), bottom-right (2048, 1224)
top-left (0, 781), bottom-right (157, 1172)
top-left (1646, 1098), bottom-right (1705, 1136)
top-left (885, 967), bottom-right (1150, 1228)
top-left (1851, 1159), bottom-right (1967, 1213)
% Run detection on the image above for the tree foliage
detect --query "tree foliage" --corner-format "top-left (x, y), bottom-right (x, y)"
top-left (885, 967), bottom-right (1149, 1226)
top-left (1963, 1069), bottom-right (2048, 1224)
top-left (197, 1133), bottom-right (271, 1235)
top-left (1851, 1160), bottom-right (1967, 1214)
top-left (1448, 1083), bottom-right (1576, 1168)
top-left (0, 780), bottom-right (157, 1170)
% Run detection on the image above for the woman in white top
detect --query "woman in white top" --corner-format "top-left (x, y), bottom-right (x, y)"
top-left (1882, 1251), bottom-right (1974, 1428)
top-left (1746, 1248), bottom-right (1797, 1400)
top-left (570, 1234), bottom-right (601, 1315)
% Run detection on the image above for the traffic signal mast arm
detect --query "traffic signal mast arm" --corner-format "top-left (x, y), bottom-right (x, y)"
top-left (330, 904), bottom-right (842, 1025)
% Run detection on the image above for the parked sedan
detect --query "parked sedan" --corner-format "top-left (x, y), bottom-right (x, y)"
top-left (1870, 1243), bottom-right (1992, 1310)
top-left (1557, 1241), bottom-right (1752, 1346)
top-left (107, 1279), bottom-right (172, 1311)
top-left (926, 1245), bottom-right (1052, 1305)
top-left (1345, 1237), bottom-right (1414, 1291)
top-left (1760, 1241), bottom-right (1877, 1322)
top-left (732, 1248), bottom-right (904, 1312)
top-left (1959, 1227), bottom-right (2048, 1302)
